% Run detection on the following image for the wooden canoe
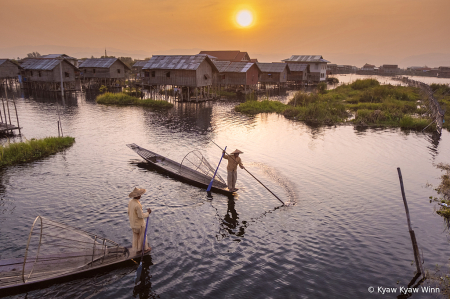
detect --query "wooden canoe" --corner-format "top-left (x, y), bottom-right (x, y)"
top-left (0, 247), bottom-right (150, 297)
top-left (127, 143), bottom-right (234, 197)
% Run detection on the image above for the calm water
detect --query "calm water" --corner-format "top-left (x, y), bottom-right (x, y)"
top-left (1, 84), bottom-right (450, 298)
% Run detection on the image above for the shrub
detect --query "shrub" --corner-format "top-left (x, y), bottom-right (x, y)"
top-left (351, 79), bottom-right (380, 90)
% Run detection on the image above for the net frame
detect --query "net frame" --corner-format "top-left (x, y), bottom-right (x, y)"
top-left (22, 216), bottom-right (126, 283)
top-left (179, 150), bottom-right (226, 185)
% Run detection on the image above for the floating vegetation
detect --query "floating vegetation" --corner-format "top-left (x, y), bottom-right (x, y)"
top-left (234, 79), bottom-right (436, 130)
top-left (430, 83), bottom-right (450, 130)
top-left (96, 92), bottom-right (173, 109)
top-left (0, 137), bottom-right (75, 167)
top-left (430, 163), bottom-right (450, 219)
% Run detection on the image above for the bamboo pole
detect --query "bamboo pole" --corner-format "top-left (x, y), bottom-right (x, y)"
top-left (397, 167), bottom-right (425, 277)
top-left (4, 87), bottom-right (13, 134)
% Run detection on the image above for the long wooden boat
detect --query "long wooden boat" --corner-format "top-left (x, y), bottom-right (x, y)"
top-left (127, 143), bottom-right (234, 197)
top-left (0, 216), bottom-right (150, 297)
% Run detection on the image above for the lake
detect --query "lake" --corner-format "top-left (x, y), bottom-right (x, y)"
top-left (1, 80), bottom-right (450, 298)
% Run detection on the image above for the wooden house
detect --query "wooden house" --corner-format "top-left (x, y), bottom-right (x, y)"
top-left (379, 64), bottom-right (399, 75)
top-left (42, 54), bottom-right (78, 67)
top-left (282, 55), bottom-right (329, 82)
top-left (132, 60), bottom-right (149, 75)
top-left (79, 58), bottom-right (130, 89)
top-left (256, 63), bottom-right (289, 86)
top-left (213, 61), bottom-right (261, 91)
top-left (438, 66), bottom-right (450, 78)
top-left (286, 63), bottom-right (309, 84)
top-left (142, 54), bottom-right (218, 101)
top-left (20, 58), bottom-right (79, 91)
top-left (199, 51), bottom-right (252, 62)
top-left (0, 59), bottom-right (21, 84)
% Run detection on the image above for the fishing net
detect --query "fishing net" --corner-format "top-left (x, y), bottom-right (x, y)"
top-left (22, 216), bottom-right (127, 283)
top-left (179, 150), bottom-right (226, 186)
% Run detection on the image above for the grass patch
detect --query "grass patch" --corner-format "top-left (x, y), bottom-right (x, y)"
top-left (234, 79), bottom-right (437, 130)
top-left (216, 90), bottom-right (237, 97)
top-left (96, 92), bottom-right (173, 109)
top-left (430, 84), bottom-right (450, 130)
top-left (235, 100), bottom-right (286, 114)
top-left (0, 137), bottom-right (75, 168)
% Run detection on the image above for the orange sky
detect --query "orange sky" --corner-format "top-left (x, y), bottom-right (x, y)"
top-left (1, 0), bottom-right (449, 66)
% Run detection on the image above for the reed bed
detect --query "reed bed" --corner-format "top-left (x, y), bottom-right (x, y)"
top-left (0, 137), bottom-right (75, 168)
top-left (96, 93), bottom-right (173, 109)
top-left (234, 79), bottom-right (436, 130)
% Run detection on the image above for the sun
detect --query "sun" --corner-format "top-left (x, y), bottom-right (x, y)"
top-left (236, 10), bottom-right (253, 27)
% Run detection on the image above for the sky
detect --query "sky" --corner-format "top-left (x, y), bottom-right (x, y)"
top-left (0, 0), bottom-right (449, 67)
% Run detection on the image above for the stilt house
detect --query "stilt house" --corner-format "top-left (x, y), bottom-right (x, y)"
top-left (256, 63), bottom-right (289, 85)
top-left (213, 61), bottom-right (261, 90)
top-left (20, 58), bottom-right (78, 91)
top-left (141, 54), bottom-right (218, 101)
top-left (0, 59), bottom-right (22, 83)
top-left (199, 51), bottom-right (252, 62)
top-left (286, 64), bottom-right (310, 83)
top-left (282, 55), bottom-right (329, 82)
top-left (42, 54), bottom-right (78, 67)
top-left (132, 60), bottom-right (149, 75)
top-left (79, 58), bottom-right (130, 79)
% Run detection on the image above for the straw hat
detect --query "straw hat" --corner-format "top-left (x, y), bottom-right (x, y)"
top-left (230, 149), bottom-right (243, 154)
top-left (129, 187), bottom-right (146, 198)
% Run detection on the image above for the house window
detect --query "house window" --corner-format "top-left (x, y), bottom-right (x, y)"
top-left (38, 71), bottom-right (41, 77)
top-left (204, 74), bottom-right (208, 80)
top-left (117, 69), bottom-right (121, 74)
top-left (268, 74), bottom-right (272, 78)
top-left (221, 74), bottom-right (225, 80)
top-left (151, 71), bottom-right (155, 77)
top-left (30, 71), bottom-right (33, 76)
top-left (166, 72), bottom-right (170, 78)
top-left (145, 71), bottom-right (150, 78)
top-left (93, 69), bottom-right (96, 74)
top-left (65, 72), bottom-right (70, 78)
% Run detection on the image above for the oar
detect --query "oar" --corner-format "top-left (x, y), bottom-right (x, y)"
top-left (207, 146), bottom-right (227, 198)
top-left (208, 139), bottom-right (285, 205)
top-left (135, 215), bottom-right (150, 284)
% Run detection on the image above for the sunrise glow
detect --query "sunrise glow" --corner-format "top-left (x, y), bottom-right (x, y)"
top-left (236, 10), bottom-right (253, 27)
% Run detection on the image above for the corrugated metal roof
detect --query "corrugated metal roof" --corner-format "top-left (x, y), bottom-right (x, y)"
top-left (0, 59), bottom-right (7, 66)
top-left (223, 62), bottom-right (254, 73)
top-left (256, 62), bottom-right (287, 73)
top-left (283, 55), bottom-right (330, 63)
top-left (133, 60), bottom-right (149, 67)
top-left (79, 58), bottom-right (119, 68)
top-left (286, 63), bottom-right (308, 72)
top-left (21, 58), bottom-right (61, 70)
top-left (42, 54), bottom-right (77, 60)
top-left (213, 61), bottom-right (231, 72)
top-left (142, 55), bottom-right (216, 71)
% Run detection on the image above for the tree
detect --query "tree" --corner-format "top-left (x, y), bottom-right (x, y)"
top-left (27, 52), bottom-right (41, 58)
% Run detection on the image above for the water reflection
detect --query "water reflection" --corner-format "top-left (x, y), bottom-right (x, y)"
top-left (133, 255), bottom-right (159, 299)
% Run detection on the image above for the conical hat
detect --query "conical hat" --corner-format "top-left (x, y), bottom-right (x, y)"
top-left (129, 187), bottom-right (146, 198)
top-left (230, 149), bottom-right (243, 154)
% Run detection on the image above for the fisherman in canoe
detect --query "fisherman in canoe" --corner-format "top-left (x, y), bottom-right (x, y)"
top-left (223, 149), bottom-right (245, 192)
top-left (128, 187), bottom-right (152, 254)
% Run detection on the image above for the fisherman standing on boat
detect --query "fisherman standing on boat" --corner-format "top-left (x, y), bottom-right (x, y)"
top-left (223, 149), bottom-right (245, 192)
top-left (128, 187), bottom-right (151, 254)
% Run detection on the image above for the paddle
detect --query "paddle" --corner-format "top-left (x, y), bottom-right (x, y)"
top-left (135, 215), bottom-right (150, 284)
top-left (208, 139), bottom-right (285, 205)
top-left (207, 146), bottom-right (227, 198)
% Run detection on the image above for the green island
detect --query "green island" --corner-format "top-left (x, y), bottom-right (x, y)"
top-left (235, 79), bottom-right (446, 131)
top-left (96, 92), bottom-right (174, 109)
top-left (0, 137), bottom-right (75, 168)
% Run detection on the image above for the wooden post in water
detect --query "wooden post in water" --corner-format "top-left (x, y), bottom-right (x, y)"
top-left (397, 167), bottom-right (425, 278)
